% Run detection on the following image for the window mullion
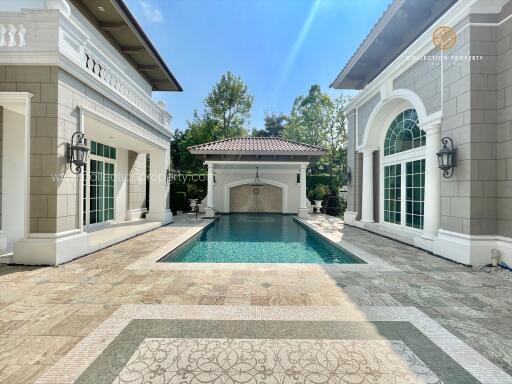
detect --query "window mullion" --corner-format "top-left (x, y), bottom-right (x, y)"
top-left (401, 160), bottom-right (406, 228)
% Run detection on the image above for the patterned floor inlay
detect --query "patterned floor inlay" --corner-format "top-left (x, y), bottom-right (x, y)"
top-left (34, 305), bottom-right (511, 384)
top-left (113, 338), bottom-right (440, 384)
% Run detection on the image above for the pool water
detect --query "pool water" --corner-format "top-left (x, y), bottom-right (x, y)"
top-left (160, 214), bottom-right (364, 264)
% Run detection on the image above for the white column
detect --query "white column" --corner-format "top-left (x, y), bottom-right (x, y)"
top-left (360, 148), bottom-right (377, 223)
top-left (298, 163), bottom-right (308, 217)
top-left (205, 163), bottom-right (215, 217)
top-left (146, 148), bottom-right (172, 224)
top-left (422, 123), bottom-right (441, 239)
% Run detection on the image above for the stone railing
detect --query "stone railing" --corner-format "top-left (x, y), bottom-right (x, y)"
top-left (0, 24), bottom-right (26, 47)
top-left (83, 49), bottom-right (171, 129)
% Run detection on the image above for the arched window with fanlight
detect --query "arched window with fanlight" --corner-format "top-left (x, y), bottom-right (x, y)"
top-left (384, 109), bottom-right (425, 156)
top-left (382, 109), bottom-right (426, 230)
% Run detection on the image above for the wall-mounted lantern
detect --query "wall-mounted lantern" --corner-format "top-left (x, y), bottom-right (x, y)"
top-left (436, 137), bottom-right (457, 178)
top-left (67, 132), bottom-right (89, 174)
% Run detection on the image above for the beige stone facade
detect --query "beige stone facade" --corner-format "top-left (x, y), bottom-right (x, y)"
top-left (335, 0), bottom-right (512, 267)
top-left (0, 1), bottom-right (178, 264)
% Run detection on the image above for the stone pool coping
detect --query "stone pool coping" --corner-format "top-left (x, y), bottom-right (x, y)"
top-left (126, 214), bottom-right (398, 271)
top-left (34, 304), bottom-right (512, 384)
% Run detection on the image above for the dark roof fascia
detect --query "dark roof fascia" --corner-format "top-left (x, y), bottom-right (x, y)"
top-left (111, 0), bottom-right (183, 91)
top-left (330, 0), bottom-right (405, 89)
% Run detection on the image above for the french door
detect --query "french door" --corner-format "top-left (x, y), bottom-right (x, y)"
top-left (383, 158), bottom-right (425, 230)
top-left (83, 141), bottom-right (116, 226)
top-left (88, 159), bottom-right (114, 224)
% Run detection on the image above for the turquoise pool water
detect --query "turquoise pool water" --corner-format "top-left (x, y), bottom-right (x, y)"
top-left (160, 214), bottom-right (364, 264)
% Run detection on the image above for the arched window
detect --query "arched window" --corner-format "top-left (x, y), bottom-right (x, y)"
top-left (384, 109), bottom-right (425, 156)
top-left (382, 109), bottom-right (425, 230)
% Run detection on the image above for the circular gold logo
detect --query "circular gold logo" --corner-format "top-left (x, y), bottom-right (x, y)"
top-left (433, 26), bottom-right (457, 50)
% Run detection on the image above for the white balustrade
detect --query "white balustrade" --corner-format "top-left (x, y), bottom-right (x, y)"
top-left (0, 24), bottom-right (26, 47)
top-left (83, 50), bottom-right (171, 128)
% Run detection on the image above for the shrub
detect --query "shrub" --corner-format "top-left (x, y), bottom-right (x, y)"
top-left (308, 184), bottom-right (330, 201)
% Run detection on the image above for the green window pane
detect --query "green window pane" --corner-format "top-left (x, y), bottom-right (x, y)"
top-left (405, 159), bottom-right (425, 229)
top-left (383, 109), bottom-right (424, 156)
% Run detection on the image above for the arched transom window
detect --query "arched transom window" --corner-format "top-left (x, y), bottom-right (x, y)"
top-left (382, 108), bottom-right (425, 230)
top-left (384, 109), bottom-right (425, 156)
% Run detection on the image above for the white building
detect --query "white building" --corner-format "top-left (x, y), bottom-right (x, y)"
top-left (188, 137), bottom-right (325, 216)
top-left (0, 0), bottom-right (180, 265)
top-left (332, 0), bottom-right (512, 266)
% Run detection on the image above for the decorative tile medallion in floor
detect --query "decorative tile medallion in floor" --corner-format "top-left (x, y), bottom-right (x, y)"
top-left (35, 305), bottom-right (512, 384)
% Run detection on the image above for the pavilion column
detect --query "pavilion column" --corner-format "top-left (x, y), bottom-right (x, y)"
top-left (422, 123), bottom-right (441, 239)
top-left (146, 148), bottom-right (173, 224)
top-left (360, 147), bottom-right (377, 223)
top-left (298, 163), bottom-right (308, 217)
top-left (205, 163), bottom-right (215, 217)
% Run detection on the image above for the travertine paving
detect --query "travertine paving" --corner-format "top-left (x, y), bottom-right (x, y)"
top-left (0, 214), bottom-right (511, 383)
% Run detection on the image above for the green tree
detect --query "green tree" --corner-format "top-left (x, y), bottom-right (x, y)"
top-left (283, 85), bottom-right (349, 188)
top-left (324, 94), bottom-right (349, 185)
top-left (283, 85), bottom-right (330, 147)
top-left (204, 71), bottom-right (253, 138)
top-left (253, 112), bottom-right (288, 137)
top-left (170, 111), bottom-right (219, 174)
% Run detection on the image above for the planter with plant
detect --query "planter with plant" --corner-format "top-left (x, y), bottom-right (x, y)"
top-left (308, 184), bottom-right (329, 211)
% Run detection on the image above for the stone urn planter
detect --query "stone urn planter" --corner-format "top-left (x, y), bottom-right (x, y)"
top-left (314, 200), bottom-right (323, 211)
top-left (189, 199), bottom-right (198, 209)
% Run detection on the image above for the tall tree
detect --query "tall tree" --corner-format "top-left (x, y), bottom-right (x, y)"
top-left (282, 84), bottom-right (349, 187)
top-left (324, 94), bottom-right (349, 184)
top-left (283, 84), bottom-right (330, 147)
top-left (204, 72), bottom-right (253, 138)
top-left (253, 112), bottom-right (288, 137)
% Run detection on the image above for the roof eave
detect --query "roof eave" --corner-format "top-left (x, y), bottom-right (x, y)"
top-left (330, 0), bottom-right (404, 90)
top-left (111, 0), bottom-right (183, 92)
top-left (188, 150), bottom-right (325, 156)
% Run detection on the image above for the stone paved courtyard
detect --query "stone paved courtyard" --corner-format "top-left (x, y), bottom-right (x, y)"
top-left (1, 214), bottom-right (511, 383)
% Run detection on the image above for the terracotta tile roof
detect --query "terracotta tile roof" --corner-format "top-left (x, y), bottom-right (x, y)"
top-left (188, 137), bottom-right (325, 154)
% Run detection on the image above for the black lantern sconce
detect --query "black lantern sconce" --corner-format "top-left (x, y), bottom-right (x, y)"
top-left (436, 137), bottom-right (457, 178)
top-left (67, 132), bottom-right (89, 174)
top-left (342, 165), bottom-right (352, 186)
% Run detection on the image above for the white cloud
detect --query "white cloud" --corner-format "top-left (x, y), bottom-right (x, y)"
top-left (139, 0), bottom-right (163, 23)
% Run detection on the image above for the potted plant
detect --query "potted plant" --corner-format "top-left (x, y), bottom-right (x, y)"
top-left (308, 185), bottom-right (329, 211)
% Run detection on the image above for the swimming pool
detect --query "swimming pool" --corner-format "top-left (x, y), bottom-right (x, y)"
top-left (160, 214), bottom-right (364, 264)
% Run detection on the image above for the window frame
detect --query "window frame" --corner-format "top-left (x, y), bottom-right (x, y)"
top-left (379, 106), bottom-right (426, 233)
top-left (83, 142), bottom-right (117, 229)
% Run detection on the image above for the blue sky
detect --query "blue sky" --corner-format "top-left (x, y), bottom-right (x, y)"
top-left (124, 0), bottom-right (390, 131)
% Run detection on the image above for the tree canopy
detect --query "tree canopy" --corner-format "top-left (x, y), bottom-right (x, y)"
top-left (204, 71), bottom-right (253, 138)
top-left (252, 112), bottom-right (288, 137)
top-left (171, 79), bottom-right (349, 190)
top-left (171, 72), bottom-right (254, 173)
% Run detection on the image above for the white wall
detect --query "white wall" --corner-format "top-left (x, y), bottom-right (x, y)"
top-left (115, 148), bottom-right (128, 222)
top-left (2, 109), bottom-right (27, 249)
top-left (212, 170), bottom-right (300, 214)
